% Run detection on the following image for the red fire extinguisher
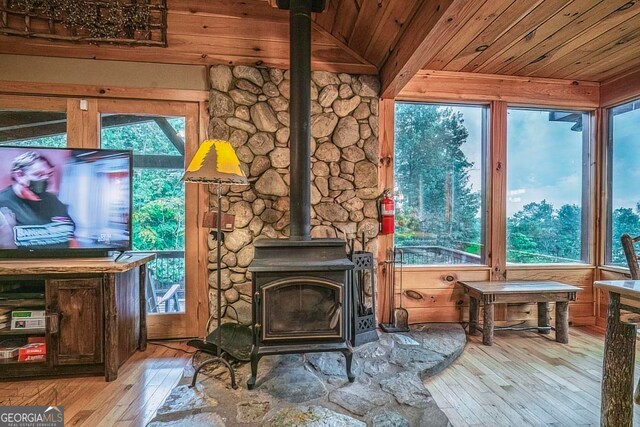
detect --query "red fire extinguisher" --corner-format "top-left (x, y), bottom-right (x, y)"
top-left (379, 189), bottom-right (395, 235)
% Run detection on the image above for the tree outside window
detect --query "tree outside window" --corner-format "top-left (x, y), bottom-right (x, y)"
top-left (394, 103), bottom-right (486, 265)
top-left (506, 108), bottom-right (590, 264)
top-left (101, 115), bottom-right (186, 311)
top-left (607, 99), bottom-right (640, 266)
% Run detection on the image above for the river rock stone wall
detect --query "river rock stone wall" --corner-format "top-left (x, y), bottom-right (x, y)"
top-left (207, 64), bottom-right (380, 327)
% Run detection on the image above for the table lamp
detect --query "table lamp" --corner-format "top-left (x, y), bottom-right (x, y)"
top-left (182, 139), bottom-right (248, 389)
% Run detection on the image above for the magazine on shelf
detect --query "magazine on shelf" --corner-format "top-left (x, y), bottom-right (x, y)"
top-left (11, 310), bottom-right (46, 330)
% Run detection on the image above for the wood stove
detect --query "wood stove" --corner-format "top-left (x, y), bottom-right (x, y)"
top-left (247, 239), bottom-right (354, 388)
top-left (246, 0), bottom-right (356, 389)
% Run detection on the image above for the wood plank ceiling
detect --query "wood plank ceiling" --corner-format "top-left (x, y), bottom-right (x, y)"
top-left (0, 0), bottom-right (639, 85)
top-left (419, 0), bottom-right (640, 82)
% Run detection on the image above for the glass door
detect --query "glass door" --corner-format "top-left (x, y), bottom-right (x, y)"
top-left (98, 100), bottom-right (201, 338)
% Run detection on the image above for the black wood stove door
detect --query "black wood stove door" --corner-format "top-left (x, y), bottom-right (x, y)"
top-left (261, 276), bottom-right (344, 342)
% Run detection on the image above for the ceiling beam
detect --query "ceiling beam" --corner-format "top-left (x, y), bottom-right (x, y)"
top-left (379, 0), bottom-right (477, 99)
top-left (153, 118), bottom-right (185, 155)
top-left (600, 66), bottom-right (640, 108)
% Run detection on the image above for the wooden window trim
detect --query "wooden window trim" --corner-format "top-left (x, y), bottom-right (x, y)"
top-left (0, 94), bottom-right (67, 111)
top-left (393, 101), bottom-right (491, 268)
top-left (600, 68), bottom-right (640, 108)
top-left (602, 96), bottom-right (640, 269)
top-left (504, 106), bottom-right (594, 266)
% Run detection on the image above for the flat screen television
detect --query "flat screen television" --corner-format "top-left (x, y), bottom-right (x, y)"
top-left (0, 146), bottom-right (132, 257)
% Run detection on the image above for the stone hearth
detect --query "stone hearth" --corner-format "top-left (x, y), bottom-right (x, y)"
top-left (147, 324), bottom-right (465, 427)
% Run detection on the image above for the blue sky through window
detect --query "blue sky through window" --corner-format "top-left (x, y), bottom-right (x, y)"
top-left (449, 106), bottom-right (483, 199)
top-left (611, 106), bottom-right (640, 210)
top-left (507, 109), bottom-right (585, 217)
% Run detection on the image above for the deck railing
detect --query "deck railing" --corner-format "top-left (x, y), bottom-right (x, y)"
top-left (145, 250), bottom-right (185, 289)
top-left (139, 250), bottom-right (185, 312)
top-left (395, 245), bottom-right (482, 265)
top-left (396, 245), bottom-right (583, 265)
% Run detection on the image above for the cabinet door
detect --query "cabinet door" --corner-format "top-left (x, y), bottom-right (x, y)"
top-left (48, 278), bottom-right (103, 365)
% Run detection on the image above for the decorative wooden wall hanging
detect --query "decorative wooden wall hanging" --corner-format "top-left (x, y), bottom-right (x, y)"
top-left (0, 0), bottom-right (167, 47)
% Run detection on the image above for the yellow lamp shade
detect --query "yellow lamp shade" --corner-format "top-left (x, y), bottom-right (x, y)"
top-left (182, 139), bottom-right (248, 184)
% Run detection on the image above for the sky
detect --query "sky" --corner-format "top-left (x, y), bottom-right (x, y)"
top-left (425, 105), bottom-right (589, 217)
top-left (451, 105), bottom-right (484, 196)
top-left (505, 108), bottom-right (585, 216)
top-left (611, 107), bottom-right (640, 211)
top-left (447, 103), bottom-right (640, 217)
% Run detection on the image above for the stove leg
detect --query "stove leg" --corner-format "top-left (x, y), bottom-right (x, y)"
top-left (343, 348), bottom-right (355, 382)
top-left (247, 348), bottom-right (261, 390)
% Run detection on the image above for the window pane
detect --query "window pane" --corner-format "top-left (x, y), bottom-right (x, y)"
top-left (0, 110), bottom-right (67, 147)
top-left (608, 99), bottom-right (640, 266)
top-left (506, 108), bottom-right (589, 264)
top-left (101, 114), bottom-right (185, 314)
top-left (394, 103), bottom-right (486, 265)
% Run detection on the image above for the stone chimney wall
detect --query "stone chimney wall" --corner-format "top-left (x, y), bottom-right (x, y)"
top-left (207, 64), bottom-right (380, 327)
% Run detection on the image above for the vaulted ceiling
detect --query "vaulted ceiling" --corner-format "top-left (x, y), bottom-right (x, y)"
top-left (0, 0), bottom-right (639, 98)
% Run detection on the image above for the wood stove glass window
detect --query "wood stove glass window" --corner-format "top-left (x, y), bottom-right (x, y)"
top-left (262, 277), bottom-right (343, 341)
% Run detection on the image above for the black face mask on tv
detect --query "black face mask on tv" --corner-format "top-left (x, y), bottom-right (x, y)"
top-left (28, 179), bottom-right (49, 195)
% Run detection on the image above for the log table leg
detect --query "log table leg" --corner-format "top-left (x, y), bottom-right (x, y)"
top-left (469, 297), bottom-right (479, 336)
top-left (555, 301), bottom-right (569, 344)
top-left (483, 301), bottom-right (494, 346)
top-left (538, 302), bottom-right (550, 334)
top-left (601, 292), bottom-right (636, 427)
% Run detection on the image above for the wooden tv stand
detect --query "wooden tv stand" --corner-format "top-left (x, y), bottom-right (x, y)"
top-left (0, 253), bottom-right (154, 381)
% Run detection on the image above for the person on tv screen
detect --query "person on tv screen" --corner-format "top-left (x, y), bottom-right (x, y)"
top-left (0, 151), bottom-right (75, 249)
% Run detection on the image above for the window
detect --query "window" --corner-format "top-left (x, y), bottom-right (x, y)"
top-left (394, 102), bottom-right (487, 265)
top-left (101, 114), bottom-right (186, 313)
top-left (607, 99), bottom-right (640, 266)
top-left (0, 109), bottom-right (67, 147)
top-left (506, 108), bottom-right (591, 264)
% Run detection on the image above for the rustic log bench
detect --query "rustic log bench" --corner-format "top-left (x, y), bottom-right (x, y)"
top-left (457, 280), bottom-right (581, 346)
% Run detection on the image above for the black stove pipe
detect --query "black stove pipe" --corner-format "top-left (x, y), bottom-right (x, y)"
top-left (286, 0), bottom-right (312, 240)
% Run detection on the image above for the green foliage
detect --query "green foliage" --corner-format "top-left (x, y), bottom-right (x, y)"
top-left (394, 103), bottom-right (481, 255)
top-left (132, 196), bottom-right (184, 250)
top-left (393, 104), bottom-right (594, 265)
top-left (3, 135), bottom-right (66, 148)
top-left (101, 117), bottom-right (184, 155)
top-left (505, 201), bottom-right (640, 265)
top-left (507, 201), bottom-right (582, 263)
top-left (101, 118), bottom-right (185, 252)
top-left (611, 204), bottom-right (640, 265)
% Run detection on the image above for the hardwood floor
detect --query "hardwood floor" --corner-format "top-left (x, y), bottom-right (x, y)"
top-left (0, 328), bottom-right (637, 427)
top-left (427, 326), bottom-right (640, 427)
top-left (0, 342), bottom-right (192, 427)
